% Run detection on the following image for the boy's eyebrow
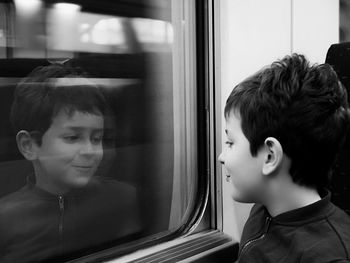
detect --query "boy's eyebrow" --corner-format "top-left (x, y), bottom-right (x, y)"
top-left (65, 126), bottom-right (104, 132)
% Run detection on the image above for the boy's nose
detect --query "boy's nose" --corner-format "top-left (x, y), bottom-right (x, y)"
top-left (80, 141), bottom-right (95, 155)
top-left (218, 152), bottom-right (224, 165)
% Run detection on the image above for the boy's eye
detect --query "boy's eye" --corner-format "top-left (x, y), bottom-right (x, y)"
top-left (63, 135), bottom-right (80, 143)
top-left (225, 141), bottom-right (233, 148)
top-left (91, 134), bottom-right (103, 144)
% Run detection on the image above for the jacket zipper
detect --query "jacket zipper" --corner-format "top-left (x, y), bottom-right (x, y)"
top-left (58, 196), bottom-right (64, 250)
top-left (238, 217), bottom-right (271, 260)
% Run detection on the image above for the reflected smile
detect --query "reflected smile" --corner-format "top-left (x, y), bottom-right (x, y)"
top-left (72, 166), bottom-right (94, 172)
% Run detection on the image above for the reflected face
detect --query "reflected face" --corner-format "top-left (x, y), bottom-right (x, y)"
top-left (34, 110), bottom-right (104, 194)
top-left (218, 112), bottom-right (265, 203)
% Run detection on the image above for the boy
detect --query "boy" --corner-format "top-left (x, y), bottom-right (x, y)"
top-left (0, 64), bottom-right (141, 262)
top-left (219, 54), bottom-right (350, 262)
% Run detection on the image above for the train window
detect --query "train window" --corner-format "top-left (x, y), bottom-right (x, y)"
top-left (0, 0), bottom-right (209, 262)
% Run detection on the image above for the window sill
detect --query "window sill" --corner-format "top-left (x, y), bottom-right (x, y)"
top-left (107, 230), bottom-right (238, 263)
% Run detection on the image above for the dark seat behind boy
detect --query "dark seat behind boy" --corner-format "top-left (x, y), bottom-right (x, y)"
top-left (326, 42), bottom-right (350, 215)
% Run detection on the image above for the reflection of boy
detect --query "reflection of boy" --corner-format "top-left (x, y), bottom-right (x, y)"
top-left (219, 54), bottom-right (350, 262)
top-left (0, 64), bottom-right (141, 262)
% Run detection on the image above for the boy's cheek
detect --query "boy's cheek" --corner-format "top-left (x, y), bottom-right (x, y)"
top-left (97, 147), bottom-right (104, 159)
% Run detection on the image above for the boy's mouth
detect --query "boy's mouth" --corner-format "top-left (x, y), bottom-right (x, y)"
top-left (72, 165), bottom-right (94, 172)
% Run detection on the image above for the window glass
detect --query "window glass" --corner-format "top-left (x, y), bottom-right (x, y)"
top-left (0, 0), bottom-right (202, 261)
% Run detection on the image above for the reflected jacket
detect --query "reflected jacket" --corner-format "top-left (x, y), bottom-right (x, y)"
top-left (238, 190), bottom-right (350, 263)
top-left (0, 176), bottom-right (141, 263)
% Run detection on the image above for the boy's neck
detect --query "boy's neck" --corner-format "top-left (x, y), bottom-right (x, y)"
top-left (36, 180), bottom-right (69, 196)
top-left (33, 166), bottom-right (70, 196)
top-left (264, 178), bottom-right (321, 217)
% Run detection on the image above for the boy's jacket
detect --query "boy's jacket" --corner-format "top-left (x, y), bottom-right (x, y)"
top-left (0, 176), bottom-right (141, 262)
top-left (238, 189), bottom-right (350, 263)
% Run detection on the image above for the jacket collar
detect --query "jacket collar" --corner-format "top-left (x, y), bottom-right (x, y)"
top-left (268, 189), bottom-right (336, 225)
top-left (26, 174), bottom-right (96, 199)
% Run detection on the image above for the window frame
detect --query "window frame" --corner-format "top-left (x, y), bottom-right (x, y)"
top-left (67, 0), bottom-right (238, 261)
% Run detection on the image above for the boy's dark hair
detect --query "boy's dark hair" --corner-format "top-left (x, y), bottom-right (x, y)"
top-left (225, 54), bottom-right (350, 189)
top-left (10, 64), bottom-right (107, 145)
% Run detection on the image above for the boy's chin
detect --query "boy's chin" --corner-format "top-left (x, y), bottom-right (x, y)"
top-left (230, 191), bottom-right (256, 204)
top-left (68, 176), bottom-right (93, 189)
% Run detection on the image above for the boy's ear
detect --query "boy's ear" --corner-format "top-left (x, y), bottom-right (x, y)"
top-left (16, 130), bottom-right (39, 161)
top-left (262, 137), bottom-right (283, 176)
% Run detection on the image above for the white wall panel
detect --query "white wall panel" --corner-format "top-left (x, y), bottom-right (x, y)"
top-left (292, 0), bottom-right (339, 63)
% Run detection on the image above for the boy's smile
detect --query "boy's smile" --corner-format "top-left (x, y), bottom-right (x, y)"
top-left (33, 110), bottom-right (104, 195)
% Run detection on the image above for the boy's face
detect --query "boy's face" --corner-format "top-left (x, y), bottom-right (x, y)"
top-left (33, 110), bottom-right (104, 194)
top-left (218, 112), bottom-right (265, 203)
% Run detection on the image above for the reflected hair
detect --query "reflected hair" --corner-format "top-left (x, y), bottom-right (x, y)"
top-left (224, 54), bottom-right (350, 189)
top-left (10, 64), bottom-right (107, 145)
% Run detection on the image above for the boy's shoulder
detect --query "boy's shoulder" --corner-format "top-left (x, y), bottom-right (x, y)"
top-left (89, 176), bottom-right (137, 195)
top-left (299, 206), bottom-right (350, 262)
top-left (0, 185), bottom-right (34, 214)
top-left (242, 197), bottom-right (350, 261)
top-left (326, 204), bottom-right (350, 248)
top-left (0, 185), bottom-right (38, 235)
